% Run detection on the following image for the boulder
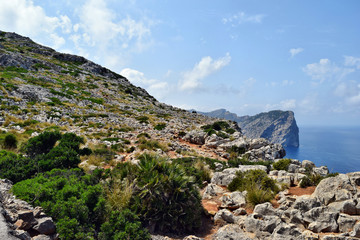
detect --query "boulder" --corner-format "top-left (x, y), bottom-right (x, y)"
top-left (253, 202), bottom-right (278, 216)
top-left (312, 174), bottom-right (356, 205)
top-left (220, 191), bottom-right (246, 209)
top-left (183, 236), bottom-right (203, 240)
top-left (337, 214), bottom-right (357, 233)
top-left (202, 183), bottom-right (224, 200)
top-left (245, 213), bottom-right (281, 235)
top-left (328, 199), bottom-right (357, 215)
top-left (350, 223), bottom-right (360, 238)
top-left (302, 160), bottom-right (315, 169)
top-left (12, 230), bottom-right (31, 240)
top-left (183, 131), bottom-right (207, 145)
top-left (313, 166), bottom-right (329, 176)
top-left (304, 206), bottom-right (339, 233)
top-left (270, 222), bottom-right (302, 240)
top-left (33, 217), bottom-right (56, 235)
top-left (211, 168), bottom-right (238, 186)
top-left (214, 209), bottom-right (235, 224)
top-left (212, 224), bottom-right (252, 240)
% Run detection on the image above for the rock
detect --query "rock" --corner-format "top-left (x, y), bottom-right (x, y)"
top-left (32, 235), bottom-right (52, 240)
top-left (304, 206), bottom-right (339, 233)
top-left (202, 183), bottom-right (224, 200)
top-left (245, 213), bottom-right (281, 235)
top-left (350, 223), bottom-right (360, 238)
top-left (183, 130), bottom-right (207, 145)
top-left (238, 165), bottom-right (268, 173)
top-left (313, 166), bottom-right (329, 176)
top-left (253, 202), bottom-right (278, 216)
top-left (33, 218), bottom-right (56, 235)
top-left (212, 224), bottom-right (252, 240)
top-left (302, 160), bottom-right (315, 169)
top-left (337, 214), bottom-right (357, 233)
top-left (292, 195), bottom-right (321, 212)
top-left (312, 174), bottom-right (356, 205)
top-left (270, 222), bottom-right (302, 240)
top-left (182, 236), bottom-right (203, 240)
top-left (287, 164), bottom-right (300, 173)
top-left (233, 208), bottom-right (247, 216)
top-left (12, 230), bottom-right (31, 240)
top-left (328, 199), bottom-right (357, 215)
top-left (214, 209), bottom-right (235, 224)
top-left (220, 191), bottom-right (246, 209)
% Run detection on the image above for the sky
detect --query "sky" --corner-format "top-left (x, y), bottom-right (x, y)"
top-left (0, 0), bottom-right (360, 126)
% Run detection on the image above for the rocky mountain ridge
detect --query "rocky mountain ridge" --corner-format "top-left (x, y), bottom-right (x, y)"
top-left (198, 109), bottom-right (300, 147)
top-left (0, 31), bottom-right (359, 240)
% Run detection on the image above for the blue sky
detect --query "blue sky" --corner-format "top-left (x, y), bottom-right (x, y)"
top-left (1, 0), bottom-right (360, 126)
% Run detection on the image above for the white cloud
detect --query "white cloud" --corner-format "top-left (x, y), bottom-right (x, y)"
top-left (299, 93), bottom-right (320, 113)
top-left (0, 0), bottom-right (71, 48)
top-left (265, 99), bottom-right (296, 111)
top-left (222, 12), bottom-right (265, 25)
top-left (334, 80), bottom-right (360, 107)
top-left (179, 53), bottom-right (231, 91)
top-left (120, 68), bottom-right (169, 98)
top-left (303, 58), bottom-right (354, 83)
top-left (289, 48), bottom-right (304, 58)
top-left (344, 56), bottom-right (360, 69)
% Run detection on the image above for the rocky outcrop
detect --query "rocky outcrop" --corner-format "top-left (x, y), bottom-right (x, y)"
top-left (0, 179), bottom-right (58, 239)
top-left (198, 109), bottom-right (299, 147)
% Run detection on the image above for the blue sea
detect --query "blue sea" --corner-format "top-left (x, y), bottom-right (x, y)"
top-left (285, 126), bottom-right (360, 174)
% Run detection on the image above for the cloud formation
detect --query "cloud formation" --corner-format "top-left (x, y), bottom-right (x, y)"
top-left (179, 53), bottom-right (231, 91)
top-left (120, 68), bottom-right (168, 98)
top-left (289, 48), bottom-right (304, 58)
top-left (303, 58), bottom-right (354, 83)
top-left (222, 12), bottom-right (265, 25)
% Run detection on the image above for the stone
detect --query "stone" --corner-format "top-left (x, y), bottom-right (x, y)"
top-left (350, 223), bottom-right (360, 238)
top-left (313, 166), bottom-right (329, 176)
top-left (32, 235), bottom-right (52, 240)
top-left (202, 183), bottom-right (224, 199)
top-left (245, 213), bottom-right (281, 235)
top-left (182, 236), bottom-right (203, 240)
top-left (33, 217), bottom-right (56, 235)
top-left (183, 130), bottom-right (207, 145)
top-left (270, 222), bottom-right (302, 240)
top-left (212, 224), bottom-right (252, 240)
top-left (292, 195), bottom-right (321, 212)
top-left (328, 200), bottom-right (357, 215)
top-left (253, 202), bottom-right (278, 216)
top-left (337, 214), bottom-right (357, 233)
top-left (237, 165), bottom-right (268, 173)
top-left (288, 164), bottom-right (300, 173)
top-left (233, 208), bottom-right (247, 216)
top-left (220, 191), bottom-right (246, 209)
top-left (312, 174), bottom-right (356, 205)
top-left (304, 206), bottom-right (339, 233)
top-left (12, 230), bottom-right (31, 240)
top-left (214, 209), bottom-right (235, 224)
top-left (211, 168), bottom-right (238, 186)
top-left (302, 160), bottom-right (315, 169)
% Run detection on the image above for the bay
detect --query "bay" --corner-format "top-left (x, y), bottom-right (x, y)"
top-left (285, 126), bottom-right (360, 173)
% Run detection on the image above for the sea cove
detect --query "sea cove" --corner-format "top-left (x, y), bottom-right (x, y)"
top-left (285, 126), bottom-right (360, 173)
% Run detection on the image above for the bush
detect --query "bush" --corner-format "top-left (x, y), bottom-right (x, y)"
top-left (154, 123), bottom-right (166, 131)
top-left (131, 154), bottom-right (203, 233)
top-left (273, 158), bottom-right (292, 171)
top-left (23, 131), bottom-right (61, 157)
top-left (228, 170), bottom-right (279, 206)
top-left (12, 168), bottom-right (106, 240)
top-left (99, 209), bottom-right (150, 240)
top-left (3, 133), bottom-right (17, 149)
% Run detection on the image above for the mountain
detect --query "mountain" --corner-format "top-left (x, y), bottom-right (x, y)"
top-left (198, 109), bottom-right (299, 147)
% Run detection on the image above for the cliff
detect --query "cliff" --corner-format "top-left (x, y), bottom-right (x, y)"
top-left (199, 109), bottom-right (300, 148)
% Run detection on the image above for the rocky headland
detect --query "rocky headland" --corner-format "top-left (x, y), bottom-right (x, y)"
top-left (198, 109), bottom-right (300, 148)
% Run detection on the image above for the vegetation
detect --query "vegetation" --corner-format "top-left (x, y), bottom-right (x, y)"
top-left (299, 168), bottom-right (339, 188)
top-left (228, 169), bottom-right (279, 207)
top-left (2, 133), bottom-right (17, 149)
top-left (273, 158), bottom-right (292, 171)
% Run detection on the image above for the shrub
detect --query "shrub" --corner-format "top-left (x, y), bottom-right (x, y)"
top-left (99, 209), bottom-right (150, 240)
top-left (12, 168), bottom-right (106, 240)
top-left (154, 123), bottom-right (166, 131)
top-left (132, 154), bottom-right (203, 233)
top-left (273, 158), bottom-right (292, 171)
top-left (136, 116), bottom-right (149, 124)
top-left (23, 131), bottom-right (61, 157)
top-left (228, 170), bottom-right (279, 205)
top-left (3, 133), bottom-right (17, 149)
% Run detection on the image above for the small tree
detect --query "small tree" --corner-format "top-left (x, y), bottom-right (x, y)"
top-left (3, 133), bottom-right (17, 149)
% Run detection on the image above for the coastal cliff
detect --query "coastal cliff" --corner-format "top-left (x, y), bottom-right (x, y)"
top-left (199, 109), bottom-right (300, 148)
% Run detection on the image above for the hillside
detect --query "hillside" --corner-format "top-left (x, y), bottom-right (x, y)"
top-left (1, 31), bottom-right (359, 240)
top-left (199, 109), bottom-right (299, 147)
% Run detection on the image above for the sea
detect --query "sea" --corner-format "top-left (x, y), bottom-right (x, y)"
top-left (284, 126), bottom-right (360, 174)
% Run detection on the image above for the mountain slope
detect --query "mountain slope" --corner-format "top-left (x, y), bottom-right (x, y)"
top-left (199, 109), bottom-right (299, 147)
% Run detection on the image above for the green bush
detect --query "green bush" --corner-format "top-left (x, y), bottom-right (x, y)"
top-left (12, 168), bottom-right (106, 240)
top-left (273, 158), bottom-right (292, 171)
top-left (136, 116), bottom-right (149, 124)
top-left (228, 170), bottom-right (279, 206)
top-left (131, 154), bottom-right (203, 233)
top-left (23, 131), bottom-right (61, 157)
top-left (154, 123), bottom-right (166, 131)
top-left (99, 209), bottom-right (150, 240)
top-left (3, 133), bottom-right (17, 149)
